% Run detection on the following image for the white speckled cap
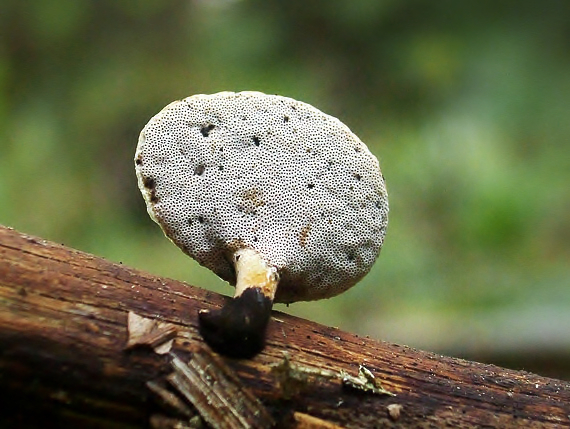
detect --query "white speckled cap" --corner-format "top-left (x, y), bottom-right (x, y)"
top-left (135, 91), bottom-right (388, 303)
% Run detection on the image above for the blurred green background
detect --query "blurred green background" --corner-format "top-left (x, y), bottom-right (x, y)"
top-left (1, 1), bottom-right (569, 379)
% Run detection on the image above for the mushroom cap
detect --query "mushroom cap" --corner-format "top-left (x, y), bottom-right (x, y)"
top-left (135, 91), bottom-right (388, 303)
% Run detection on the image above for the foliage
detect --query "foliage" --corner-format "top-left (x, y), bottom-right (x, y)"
top-left (1, 0), bottom-right (569, 375)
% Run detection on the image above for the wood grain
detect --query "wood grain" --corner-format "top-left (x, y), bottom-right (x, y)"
top-left (1, 225), bottom-right (569, 428)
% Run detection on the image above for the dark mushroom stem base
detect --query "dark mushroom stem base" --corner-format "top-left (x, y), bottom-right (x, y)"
top-left (198, 287), bottom-right (273, 358)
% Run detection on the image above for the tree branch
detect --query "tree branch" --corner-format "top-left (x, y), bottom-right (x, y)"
top-left (1, 225), bottom-right (569, 428)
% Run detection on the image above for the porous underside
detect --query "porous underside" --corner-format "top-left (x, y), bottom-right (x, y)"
top-left (135, 91), bottom-right (388, 303)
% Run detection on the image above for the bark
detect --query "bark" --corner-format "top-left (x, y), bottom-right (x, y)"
top-left (0, 225), bottom-right (569, 428)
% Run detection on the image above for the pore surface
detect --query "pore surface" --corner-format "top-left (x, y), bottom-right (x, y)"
top-left (136, 91), bottom-right (388, 303)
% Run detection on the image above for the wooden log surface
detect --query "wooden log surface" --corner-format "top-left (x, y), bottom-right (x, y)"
top-left (0, 224), bottom-right (569, 428)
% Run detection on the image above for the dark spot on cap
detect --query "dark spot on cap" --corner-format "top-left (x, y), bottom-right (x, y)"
top-left (354, 173), bottom-right (361, 180)
top-left (200, 124), bottom-right (215, 137)
top-left (143, 177), bottom-right (155, 189)
top-left (142, 177), bottom-right (159, 202)
top-left (284, 115), bottom-right (289, 122)
top-left (194, 164), bottom-right (205, 176)
top-left (252, 136), bottom-right (260, 146)
top-left (135, 156), bottom-right (143, 166)
top-left (307, 183), bottom-right (315, 189)
top-left (198, 216), bottom-right (205, 224)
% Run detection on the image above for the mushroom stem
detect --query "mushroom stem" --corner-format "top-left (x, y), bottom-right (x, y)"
top-left (198, 249), bottom-right (278, 358)
top-left (234, 248), bottom-right (278, 301)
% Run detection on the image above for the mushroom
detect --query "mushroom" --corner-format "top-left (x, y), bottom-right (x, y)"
top-left (135, 91), bottom-right (388, 358)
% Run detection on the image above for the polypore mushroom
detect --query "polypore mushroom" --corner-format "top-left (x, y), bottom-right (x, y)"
top-left (135, 91), bottom-right (388, 358)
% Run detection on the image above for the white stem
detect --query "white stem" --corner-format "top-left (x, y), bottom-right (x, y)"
top-left (233, 248), bottom-right (279, 301)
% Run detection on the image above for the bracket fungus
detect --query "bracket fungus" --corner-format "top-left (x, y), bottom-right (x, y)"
top-left (135, 91), bottom-right (388, 358)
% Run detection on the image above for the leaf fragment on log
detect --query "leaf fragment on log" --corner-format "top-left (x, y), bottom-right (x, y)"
top-left (271, 354), bottom-right (394, 399)
top-left (341, 364), bottom-right (395, 396)
top-left (126, 311), bottom-right (177, 354)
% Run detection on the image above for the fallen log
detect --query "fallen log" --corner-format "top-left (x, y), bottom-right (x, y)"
top-left (0, 225), bottom-right (569, 428)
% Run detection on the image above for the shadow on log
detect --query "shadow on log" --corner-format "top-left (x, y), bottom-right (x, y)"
top-left (1, 225), bottom-right (569, 428)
